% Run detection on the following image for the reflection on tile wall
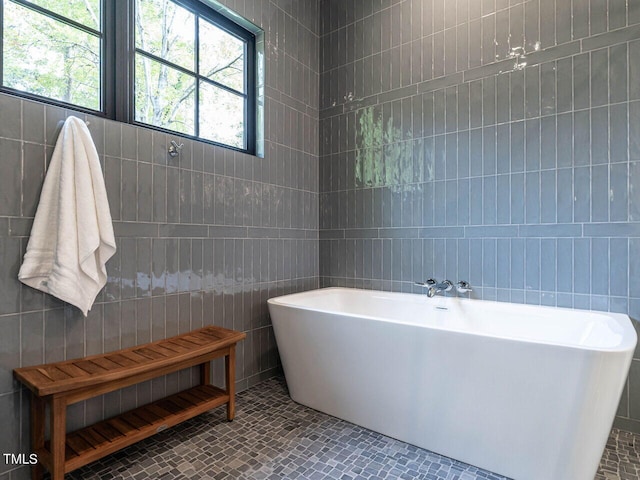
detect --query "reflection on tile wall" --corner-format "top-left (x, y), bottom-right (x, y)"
top-left (318, 1), bottom-right (640, 432)
top-left (0, 1), bottom-right (319, 477)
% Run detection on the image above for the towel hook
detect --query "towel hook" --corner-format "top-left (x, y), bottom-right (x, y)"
top-left (168, 140), bottom-right (184, 157)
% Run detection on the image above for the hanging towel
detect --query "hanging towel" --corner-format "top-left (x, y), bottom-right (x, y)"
top-left (19, 116), bottom-right (116, 316)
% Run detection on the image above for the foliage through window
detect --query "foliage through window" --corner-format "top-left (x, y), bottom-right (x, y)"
top-left (0, 0), bottom-right (256, 153)
top-left (2, 0), bottom-right (102, 110)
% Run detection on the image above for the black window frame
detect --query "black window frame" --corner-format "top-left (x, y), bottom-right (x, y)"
top-left (0, 0), bottom-right (257, 155)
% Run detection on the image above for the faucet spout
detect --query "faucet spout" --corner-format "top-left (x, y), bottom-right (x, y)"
top-left (416, 279), bottom-right (472, 297)
top-left (434, 280), bottom-right (453, 294)
top-left (416, 279), bottom-right (452, 297)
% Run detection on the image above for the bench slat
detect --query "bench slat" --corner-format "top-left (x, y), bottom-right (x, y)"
top-left (198, 329), bottom-right (222, 340)
top-left (170, 394), bottom-right (197, 410)
top-left (181, 334), bottom-right (210, 346)
top-left (180, 390), bottom-right (208, 406)
top-left (108, 418), bottom-right (137, 437)
top-left (39, 367), bottom-right (71, 382)
top-left (170, 338), bottom-right (202, 349)
top-left (106, 354), bottom-right (137, 367)
top-left (90, 357), bottom-right (124, 371)
top-left (66, 433), bottom-right (94, 456)
top-left (131, 407), bottom-right (160, 425)
top-left (145, 344), bottom-right (179, 357)
top-left (134, 348), bottom-right (167, 360)
top-left (92, 422), bottom-right (124, 443)
top-left (74, 361), bottom-right (108, 375)
top-left (146, 403), bottom-right (174, 419)
top-left (77, 428), bottom-right (109, 450)
top-left (163, 341), bottom-right (191, 353)
top-left (57, 364), bottom-right (91, 379)
top-left (155, 399), bottom-right (183, 415)
top-left (119, 351), bottom-right (151, 364)
top-left (120, 412), bottom-right (149, 430)
top-left (189, 386), bottom-right (216, 402)
top-left (20, 369), bottom-right (53, 386)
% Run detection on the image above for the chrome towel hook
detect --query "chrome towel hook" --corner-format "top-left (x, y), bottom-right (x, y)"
top-left (168, 140), bottom-right (184, 157)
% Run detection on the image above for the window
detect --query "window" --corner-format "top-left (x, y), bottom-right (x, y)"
top-left (1, 0), bottom-right (103, 111)
top-left (0, 0), bottom-right (257, 154)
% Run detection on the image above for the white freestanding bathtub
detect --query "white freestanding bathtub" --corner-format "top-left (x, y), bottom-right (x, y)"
top-left (268, 288), bottom-right (637, 480)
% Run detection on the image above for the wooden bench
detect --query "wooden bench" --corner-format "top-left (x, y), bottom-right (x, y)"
top-left (13, 325), bottom-right (246, 480)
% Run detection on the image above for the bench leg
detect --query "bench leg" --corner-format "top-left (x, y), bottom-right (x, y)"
top-left (200, 361), bottom-right (211, 386)
top-left (30, 394), bottom-right (45, 480)
top-left (225, 346), bottom-right (236, 421)
top-left (50, 396), bottom-right (66, 480)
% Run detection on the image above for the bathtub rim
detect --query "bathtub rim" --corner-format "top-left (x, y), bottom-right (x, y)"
top-left (268, 287), bottom-right (637, 354)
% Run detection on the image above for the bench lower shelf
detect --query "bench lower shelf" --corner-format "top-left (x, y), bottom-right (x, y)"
top-left (37, 384), bottom-right (228, 474)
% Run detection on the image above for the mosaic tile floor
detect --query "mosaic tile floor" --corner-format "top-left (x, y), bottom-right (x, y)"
top-left (63, 377), bottom-right (639, 480)
top-left (597, 429), bottom-right (640, 480)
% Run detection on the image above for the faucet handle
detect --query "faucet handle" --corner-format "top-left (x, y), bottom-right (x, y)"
top-left (415, 279), bottom-right (437, 288)
top-left (456, 280), bottom-right (472, 293)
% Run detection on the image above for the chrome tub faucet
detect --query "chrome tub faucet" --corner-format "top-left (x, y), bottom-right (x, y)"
top-left (415, 279), bottom-right (472, 297)
top-left (415, 278), bottom-right (453, 297)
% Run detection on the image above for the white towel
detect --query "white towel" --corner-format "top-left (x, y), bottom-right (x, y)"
top-left (19, 116), bottom-right (116, 316)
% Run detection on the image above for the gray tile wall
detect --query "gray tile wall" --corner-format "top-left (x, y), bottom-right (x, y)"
top-left (318, 0), bottom-right (640, 433)
top-left (0, 0), bottom-right (319, 478)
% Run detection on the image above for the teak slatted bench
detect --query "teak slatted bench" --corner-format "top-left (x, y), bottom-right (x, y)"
top-left (13, 325), bottom-right (246, 480)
